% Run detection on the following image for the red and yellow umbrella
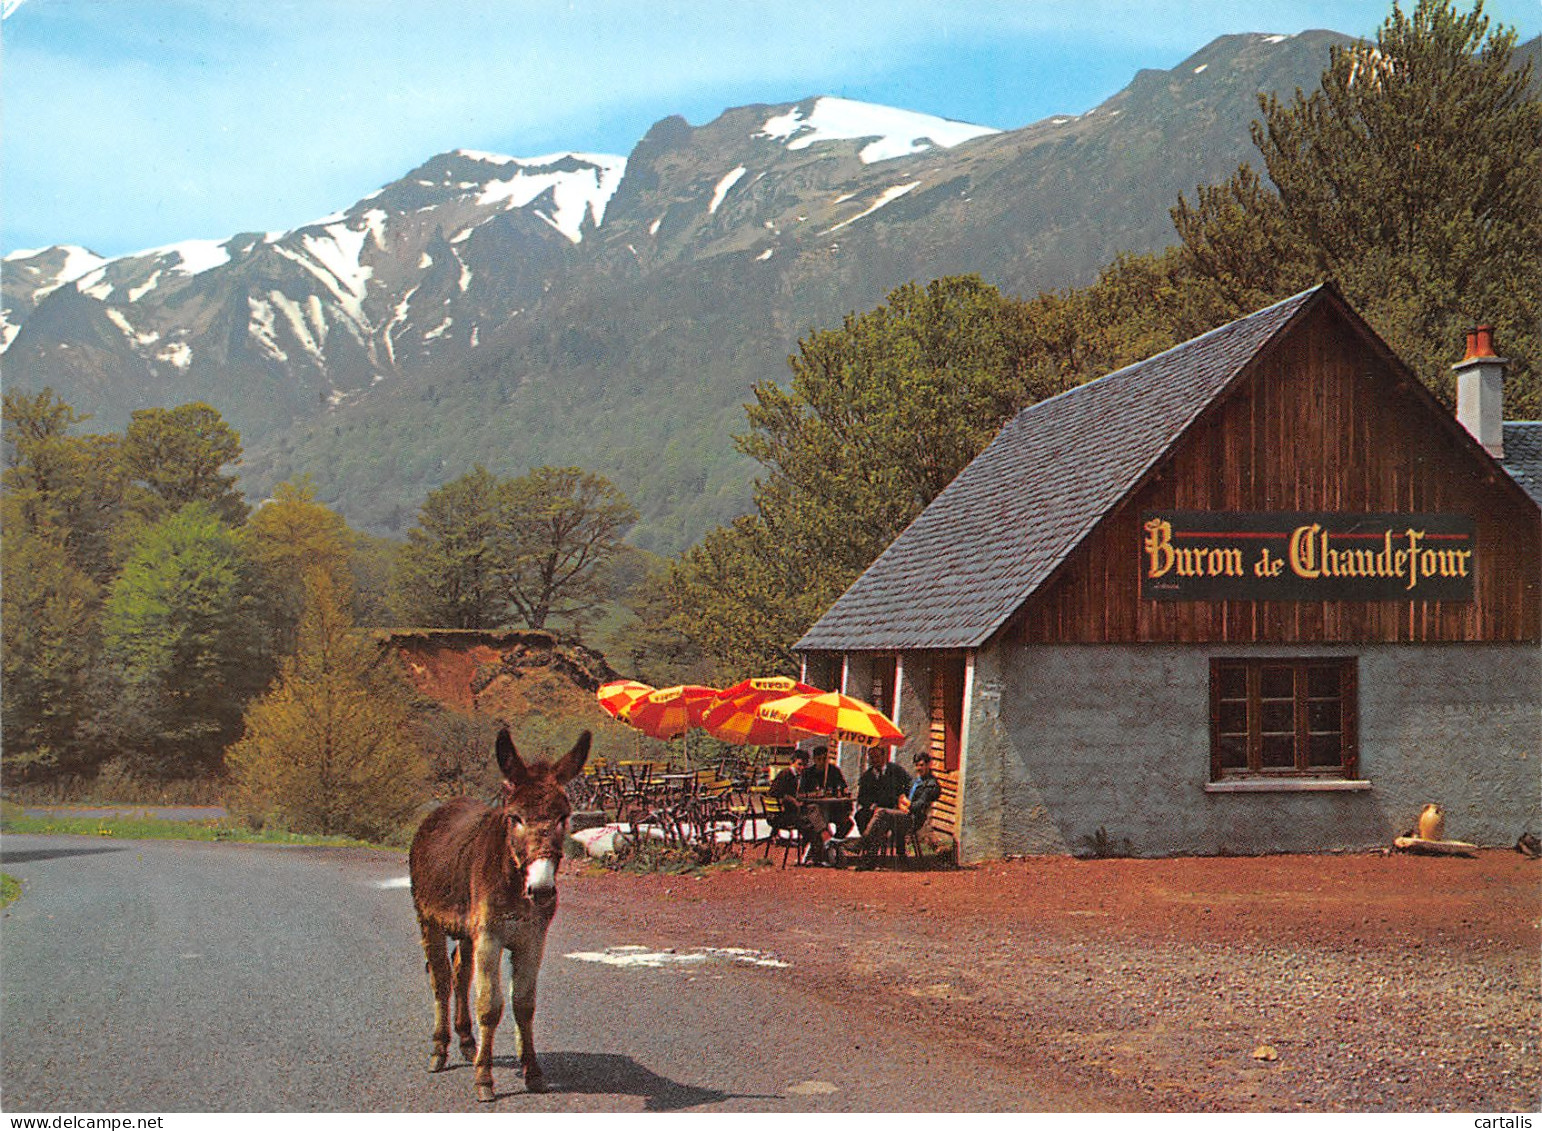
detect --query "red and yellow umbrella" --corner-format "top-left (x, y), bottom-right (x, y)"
top-left (596, 679), bottom-right (654, 719)
top-left (620, 684), bottom-right (718, 740)
top-left (700, 676), bottom-right (823, 746)
top-left (756, 690), bottom-right (905, 747)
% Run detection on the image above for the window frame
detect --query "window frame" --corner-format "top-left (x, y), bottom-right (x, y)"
top-left (1208, 657), bottom-right (1359, 781)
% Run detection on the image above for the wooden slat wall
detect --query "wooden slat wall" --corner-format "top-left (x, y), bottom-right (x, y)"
top-left (1014, 303), bottom-right (1541, 645)
top-left (927, 769), bottom-right (960, 839)
top-left (928, 676), bottom-right (949, 766)
top-left (928, 657), bottom-right (965, 770)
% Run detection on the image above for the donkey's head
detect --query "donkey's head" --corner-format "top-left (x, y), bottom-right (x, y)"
top-left (495, 727), bottom-right (591, 909)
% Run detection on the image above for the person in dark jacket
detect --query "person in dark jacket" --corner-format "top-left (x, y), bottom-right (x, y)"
top-left (857, 751), bottom-right (941, 868)
top-left (767, 751), bottom-right (824, 864)
top-left (798, 745), bottom-right (853, 840)
top-left (853, 745), bottom-right (910, 838)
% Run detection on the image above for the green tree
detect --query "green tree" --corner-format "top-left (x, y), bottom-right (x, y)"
top-left (496, 466), bottom-right (637, 632)
top-left (346, 528), bottom-right (403, 628)
top-left (101, 502), bottom-right (269, 776)
top-left (1170, 165), bottom-right (1315, 321)
top-left (613, 563), bottom-right (712, 686)
top-left (392, 466), bottom-right (505, 628)
top-left (0, 496), bottom-right (101, 781)
top-left (243, 478), bottom-right (354, 654)
top-left (392, 464), bottom-right (637, 635)
top-left (1177, 0), bottom-right (1542, 411)
top-left (664, 515), bottom-right (828, 681)
top-left (741, 276), bottom-right (1049, 581)
top-left (121, 403), bottom-right (249, 525)
top-left (664, 276), bottom-right (1058, 676)
top-left (2, 388), bottom-right (128, 584)
top-left (227, 570), bottom-right (429, 841)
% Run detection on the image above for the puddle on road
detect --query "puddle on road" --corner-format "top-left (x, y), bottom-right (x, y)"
top-left (371, 882), bottom-right (792, 972)
top-left (564, 944), bottom-right (790, 969)
top-left (788, 1080), bottom-right (839, 1096)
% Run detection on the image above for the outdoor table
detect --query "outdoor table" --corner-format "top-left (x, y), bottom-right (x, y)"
top-left (661, 772), bottom-right (697, 799)
top-left (795, 792), bottom-right (853, 826)
top-left (618, 760), bottom-right (662, 790)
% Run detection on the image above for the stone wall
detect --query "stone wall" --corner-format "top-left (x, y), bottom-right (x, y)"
top-left (960, 642), bottom-right (1541, 859)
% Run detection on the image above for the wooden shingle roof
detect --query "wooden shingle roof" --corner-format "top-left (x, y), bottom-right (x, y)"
top-left (795, 285), bottom-right (1327, 652)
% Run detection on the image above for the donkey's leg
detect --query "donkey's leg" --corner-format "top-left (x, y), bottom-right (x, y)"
top-left (451, 936), bottom-right (477, 1060)
top-left (471, 932), bottom-right (505, 1103)
top-left (418, 919), bottom-right (453, 1072)
top-left (508, 929), bottom-right (551, 1092)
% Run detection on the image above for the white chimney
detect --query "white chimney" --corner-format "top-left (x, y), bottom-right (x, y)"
top-left (1453, 325), bottom-right (1506, 459)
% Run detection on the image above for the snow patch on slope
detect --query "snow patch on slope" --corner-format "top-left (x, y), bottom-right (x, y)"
top-left (72, 239), bottom-right (233, 303)
top-left (300, 225), bottom-right (372, 300)
top-left (759, 97), bottom-right (997, 164)
top-left (248, 289), bottom-right (328, 367)
top-left (709, 166), bottom-right (747, 214)
top-left (3, 245), bottom-right (108, 300)
top-left (105, 307), bottom-right (160, 347)
top-left (823, 182), bottom-right (921, 233)
top-left (164, 239), bottom-right (233, 276)
top-left (248, 296), bottom-right (287, 363)
top-left (156, 340), bottom-right (192, 370)
top-left (468, 151), bottom-right (627, 243)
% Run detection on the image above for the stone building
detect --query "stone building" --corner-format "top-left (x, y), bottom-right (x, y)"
top-left (797, 284), bottom-right (1541, 858)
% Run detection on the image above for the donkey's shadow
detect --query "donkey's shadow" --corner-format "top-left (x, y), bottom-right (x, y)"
top-left (477, 1051), bottom-right (778, 1110)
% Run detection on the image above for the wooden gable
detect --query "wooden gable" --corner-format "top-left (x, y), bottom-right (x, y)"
top-left (1013, 297), bottom-right (1541, 645)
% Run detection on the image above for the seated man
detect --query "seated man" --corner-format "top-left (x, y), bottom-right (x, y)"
top-left (798, 745), bottom-right (853, 840)
top-left (857, 751), bottom-right (941, 869)
top-left (853, 745), bottom-right (910, 841)
top-left (767, 751), bottom-right (824, 864)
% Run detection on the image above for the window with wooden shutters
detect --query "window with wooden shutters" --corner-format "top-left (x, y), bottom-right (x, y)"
top-left (1210, 658), bottom-right (1358, 779)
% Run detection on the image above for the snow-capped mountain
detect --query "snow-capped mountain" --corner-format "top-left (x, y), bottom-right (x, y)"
top-left (3, 148), bottom-right (628, 426)
top-left (757, 95), bottom-right (1000, 161)
top-left (2, 32), bottom-right (1356, 552)
top-left (1, 245), bottom-right (107, 349)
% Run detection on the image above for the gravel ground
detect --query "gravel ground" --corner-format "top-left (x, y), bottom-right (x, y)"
top-left (561, 848), bottom-right (1540, 1112)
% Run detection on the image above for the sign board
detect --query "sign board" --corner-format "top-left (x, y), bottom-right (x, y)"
top-left (1140, 512), bottom-right (1476, 602)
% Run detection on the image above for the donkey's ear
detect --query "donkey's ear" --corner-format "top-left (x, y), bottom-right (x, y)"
top-left (495, 728), bottom-right (529, 784)
top-left (553, 730), bottom-right (592, 783)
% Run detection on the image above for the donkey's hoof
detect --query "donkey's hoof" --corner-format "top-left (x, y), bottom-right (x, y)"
top-left (428, 1052), bottom-right (448, 1073)
top-left (525, 1073), bottom-right (548, 1094)
top-left (460, 1038), bottom-right (478, 1061)
top-left (475, 1083), bottom-right (496, 1103)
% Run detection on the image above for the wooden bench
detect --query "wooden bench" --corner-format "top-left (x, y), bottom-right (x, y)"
top-left (911, 768), bottom-right (959, 865)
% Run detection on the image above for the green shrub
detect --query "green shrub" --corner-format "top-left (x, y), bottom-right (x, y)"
top-left (227, 572), bottom-right (428, 841)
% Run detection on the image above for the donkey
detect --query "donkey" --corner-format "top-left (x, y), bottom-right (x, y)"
top-left (409, 727), bottom-right (590, 1101)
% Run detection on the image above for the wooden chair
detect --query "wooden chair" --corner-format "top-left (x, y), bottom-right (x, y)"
top-left (909, 769), bottom-right (960, 866)
top-left (685, 775), bottom-right (737, 859)
top-left (731, 786), bottom-right (771, 856)
top-left (759, 795), bottom-right (805, 868)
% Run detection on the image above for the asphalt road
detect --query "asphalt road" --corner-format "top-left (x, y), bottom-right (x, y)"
top-left (0, 835), bottom-right (1042, 1113)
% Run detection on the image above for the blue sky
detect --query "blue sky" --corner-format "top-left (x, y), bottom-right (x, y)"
top-left (3, 0), bottom-right (1539, 259)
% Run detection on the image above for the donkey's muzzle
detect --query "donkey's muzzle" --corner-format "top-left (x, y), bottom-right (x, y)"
top-left (525, 857), bottom-right (559, 910)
